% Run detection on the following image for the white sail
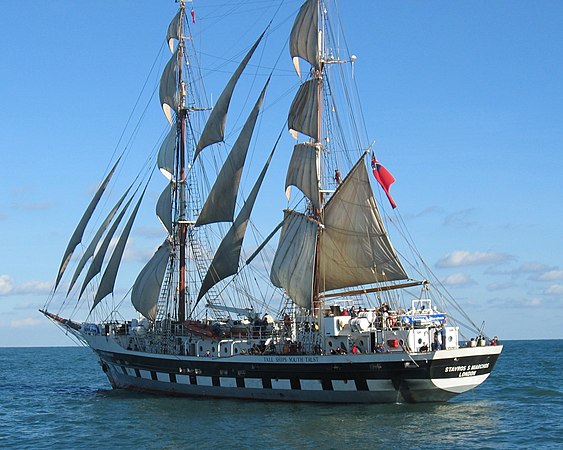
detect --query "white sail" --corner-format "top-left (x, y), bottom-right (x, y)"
top-left (197, 149), bottom-right (275, 302)
top-left (270, 210), bottom-right (318, 309)
top-left (158, 125), bottom-right (176, 180)
top-left (78, 196), bottom-right (133, 300)
top-left (196, 79), bottom-right (269, 226)
top-left (131, 240), bottom-right (171, 321)
top-left (92, 191), bottom-right (145, 310)
top-left (285, 143), bottom-right (320, 210)
top-left (67, 188), bottom-right (131, 295)
top-left (159, 49), bottom-right (179, 124)
top-left (289, 0), bottom-right (321, 78)
top-left (54, 160), bottom-right (119, 290)
top-left (288, 78), bottom-right (320, 142)
top-left (156, 182), bottom-right (173, 234)
top-left (194, 31), bottom-right (265, 159)
top-left (318, 158), bottom-right (408, 292)
top-left (166, 10), bottom-right (181, 53)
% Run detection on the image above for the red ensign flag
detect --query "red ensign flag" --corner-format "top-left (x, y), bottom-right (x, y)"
top-left (371, 154), bottom-right (397, 209)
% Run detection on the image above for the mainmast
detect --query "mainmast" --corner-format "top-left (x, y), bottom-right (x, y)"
top-left (311, 0), bottom-right (324, 317)
top-left (177, 0), bottom-right (187, 322)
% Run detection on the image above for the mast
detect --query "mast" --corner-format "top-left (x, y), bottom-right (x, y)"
top-left (312, 0), bottom-right (323, 317)
top-left (177, 1), bottom-right (187, 322)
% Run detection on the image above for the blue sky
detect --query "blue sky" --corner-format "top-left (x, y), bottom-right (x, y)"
top-left (0, 0), bottom-right (562, 347)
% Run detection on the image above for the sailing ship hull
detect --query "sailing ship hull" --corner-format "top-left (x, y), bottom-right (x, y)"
top-left (87, 335), bottom-right (501, 403)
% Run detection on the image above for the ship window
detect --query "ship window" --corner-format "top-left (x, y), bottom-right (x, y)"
top-left (199, 346), bottom-right (203, 352)
top-left (328, 341), bottom-right (333, 347)
top-left (418, 338), bottom-right (422, 344)
top-left (212, 346), bottom-right (216, 352)
top-left (223, 348), bottom-right (227, 354)
top-left (235, 348), bottom-right (238, 354)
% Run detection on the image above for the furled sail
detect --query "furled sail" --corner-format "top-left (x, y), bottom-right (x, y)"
top-left (289, 0), bottom-right (321, 78)
top-left (285, 143), bottom-right (320, 210)
top-left (92, 190), bottom-right (146, 310)
top-left (166, 10), bottom-right (181, 53)
top-left (270, 210), bottom-right (318, 309)
top-left (54, 159), bottom-right (119, 291)
top-left (288, 77), bottom-right (320, 141)
top-left (196, 79), bottom-right (270, 226)
top-left (160, 49), bottom-right (179, 124)
top-left (158, 125), bottom-right (176, 180)
top-left (196, 148), bottom-right (275, 302)
top-left (131, 240), bottom-right (171, 321)
top-left (78, 196), bottom-right (134, 300)
top-left (194, 31), bottom-right (266, 160)
top-left (156, 182), bottom-right (173, 234)
top-left (318, 158), bottom-right (408, 292)
top-left (67, 187), bottom-right (131, 295)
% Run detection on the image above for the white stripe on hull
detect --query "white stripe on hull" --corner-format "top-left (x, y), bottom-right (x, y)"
top-left (431, 373), bottom-right (490, 393)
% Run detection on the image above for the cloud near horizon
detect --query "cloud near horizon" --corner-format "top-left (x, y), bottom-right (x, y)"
top-left (436, 250), bottom-right (514, 268)
top-left (441, 273), bottom-right (476, 286)
top-left (0, 275), bottom-right (52, 297)
top-left (9, 317), bottom-right (43, 328)
top-left (545, 284), bottom-right (563, 296)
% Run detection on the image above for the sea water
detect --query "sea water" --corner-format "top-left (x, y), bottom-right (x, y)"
top-left (0, 340), bottom-right (561, 449)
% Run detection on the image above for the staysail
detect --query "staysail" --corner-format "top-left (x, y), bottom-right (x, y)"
top-left (195, 31), bottom-right (266, 160)
top-left (91, 190), bottom-right (146, 310)
top-left (196, 79), bottom-right (270, 226)
top-left (54, 159), bottom-right (119, 290)
top-left (197, 148), bottom-right (275, 303)
top-left (78, 196), bottom-right (133, 300)
top-left (66, 187), bottom-right (131, 295)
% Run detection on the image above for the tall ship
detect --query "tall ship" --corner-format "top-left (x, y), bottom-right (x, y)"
top-left (42, 0), bottom-right (502, 403)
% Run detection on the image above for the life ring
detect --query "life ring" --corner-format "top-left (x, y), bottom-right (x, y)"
top-left (386, 317), bottom-right (396, 328)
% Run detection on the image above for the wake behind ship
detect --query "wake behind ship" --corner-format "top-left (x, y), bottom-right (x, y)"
top-left (42, 0), bottom-right (502, 403)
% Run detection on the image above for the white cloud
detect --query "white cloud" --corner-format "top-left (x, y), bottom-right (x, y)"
top-left (10, 317), bottom-right (43, 328)
top-left (441, 273), bottom-right (476, 286)
top-left (537, 270), bottom-right (563, 281)
top-left (545, 284), bottom-right (563, 296)
top-left (436, 250), bottom-right (514, 268)
top-left (0, 275), bottom-right (52, 296)
top-left (487, 281), bottom-right (516, 291)
top-left (0, 275), bottom-right (15, 295)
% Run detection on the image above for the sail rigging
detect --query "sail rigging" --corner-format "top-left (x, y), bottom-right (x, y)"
top-left (54, 159), bottom-right (119, 291)
top-left (196, 79), bottom-right (270, 226)
top-left (195, 31), bottom-right (266, 160)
